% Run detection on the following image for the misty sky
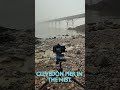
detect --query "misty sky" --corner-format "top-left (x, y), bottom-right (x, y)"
top-left (35, 0), bottom-right (85, 22)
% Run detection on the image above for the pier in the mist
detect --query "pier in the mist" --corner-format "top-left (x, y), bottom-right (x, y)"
top-left (41, 13), bottom-right (85, 28)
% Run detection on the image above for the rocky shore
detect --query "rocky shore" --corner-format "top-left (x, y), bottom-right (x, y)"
top-left (68, 24), bottom-right (85, 33)
top-left (35, 34), bottom-right (85, 90)
top-left (86, 0), bottom-right (120, 13)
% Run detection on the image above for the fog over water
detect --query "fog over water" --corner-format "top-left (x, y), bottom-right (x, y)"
top-left (35, 0), bottom-right (85, 38)
top-left (35, 18), bottom-right (85, 38)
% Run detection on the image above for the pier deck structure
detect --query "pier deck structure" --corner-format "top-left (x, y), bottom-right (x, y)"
top-left (41, 13), bottom-right (85, 27)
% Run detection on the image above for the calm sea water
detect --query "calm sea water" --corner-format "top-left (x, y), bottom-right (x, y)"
top-left (35, 18), bottom-right (85, 38)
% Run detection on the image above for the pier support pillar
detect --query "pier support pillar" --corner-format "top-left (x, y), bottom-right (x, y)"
top-left (72, 19), bottom-right (74, 28)
top-left (58, 21), bottom-right (61, 27)
top-left (66, 20), bottom-right (69, 28)
top-left (55, 21), bottom-right (57, 28)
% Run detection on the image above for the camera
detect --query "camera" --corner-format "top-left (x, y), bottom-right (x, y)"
top-left (53, 44), bottom-right (66, 54)
top-left (53, 44), bottom-right (66, 65)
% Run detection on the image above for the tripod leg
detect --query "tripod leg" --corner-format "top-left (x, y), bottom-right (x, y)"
top-left (71, 77), bottom-right (85, 89)
top-left (39, 80), bottom-right (49, 90)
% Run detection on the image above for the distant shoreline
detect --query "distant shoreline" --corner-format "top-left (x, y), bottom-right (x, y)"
top-left (35, 24), bottom-right (85, 39)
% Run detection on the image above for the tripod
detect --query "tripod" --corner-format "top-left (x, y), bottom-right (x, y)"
top-left (38, 60), bottom-right (85, 90)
